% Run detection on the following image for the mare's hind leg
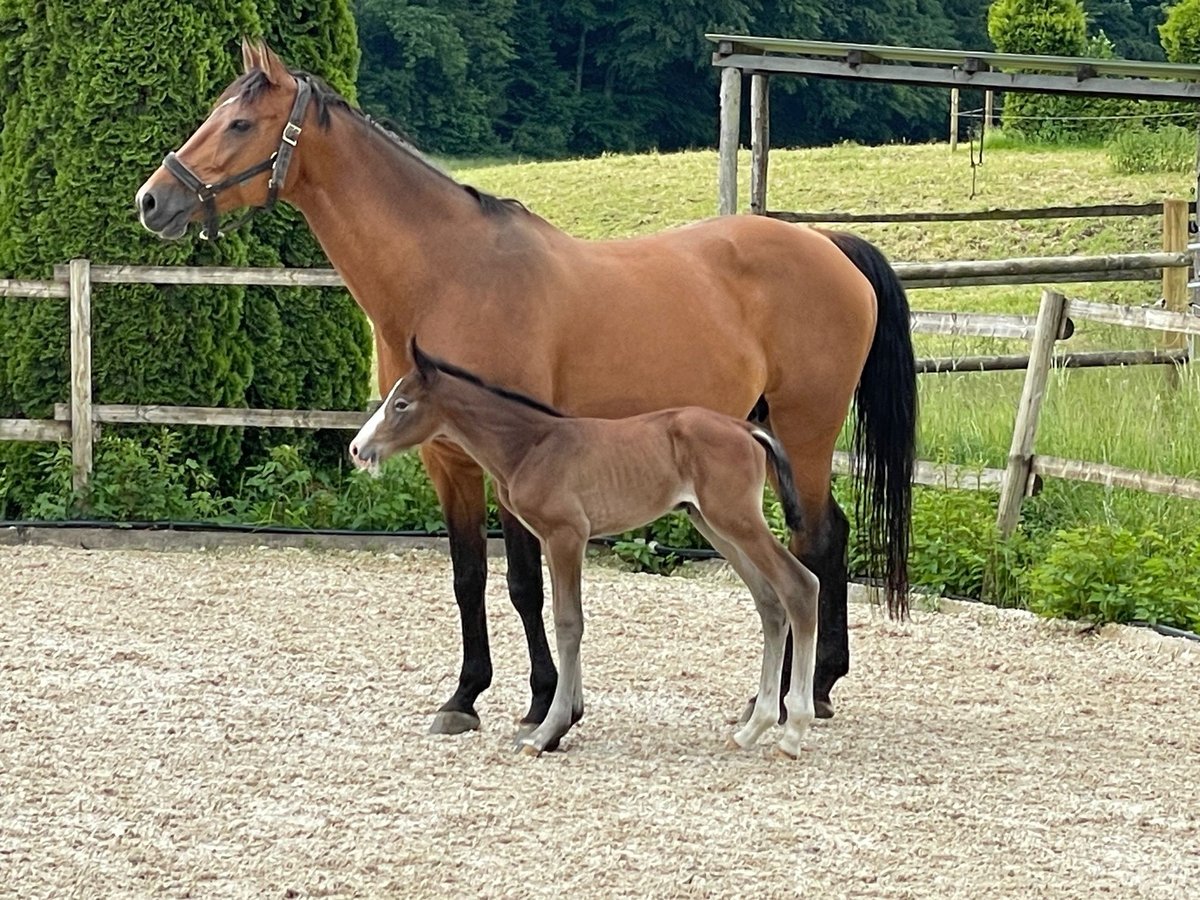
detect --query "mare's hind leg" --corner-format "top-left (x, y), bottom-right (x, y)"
top-left (686, 508), bottom-right (788, 749)
top-left (518, 529), bottom-right (588, 756)
top-left (790, 497), bottom-right (849, 720)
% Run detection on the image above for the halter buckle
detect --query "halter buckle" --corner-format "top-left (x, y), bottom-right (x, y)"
top-left (281, 122), bottom-right (302, 147)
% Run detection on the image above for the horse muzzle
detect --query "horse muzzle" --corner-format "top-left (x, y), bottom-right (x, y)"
top-left (135, 178), bottom-right (196, 240)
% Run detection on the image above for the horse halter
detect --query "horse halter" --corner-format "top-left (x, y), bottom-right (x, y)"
top-left (161, 75), bottom-right (313, 240)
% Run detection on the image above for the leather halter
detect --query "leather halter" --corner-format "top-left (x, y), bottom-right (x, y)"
top-left (162, 75), bottom-right (313, 240)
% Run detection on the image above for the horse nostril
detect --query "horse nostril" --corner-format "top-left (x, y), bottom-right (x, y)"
top-left (140, 190), bottom-right (157, 215)
top-left (350, 442), bottom-right (360, 458)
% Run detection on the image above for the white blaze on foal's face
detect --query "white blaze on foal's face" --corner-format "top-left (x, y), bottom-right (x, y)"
top-left (350, 377), bottom-right (414, 474)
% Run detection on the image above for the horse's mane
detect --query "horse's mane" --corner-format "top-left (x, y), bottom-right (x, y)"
top-left (418, 349), bottom-right (565, 419)
top-left (225, 68), bottom-right (527, 219)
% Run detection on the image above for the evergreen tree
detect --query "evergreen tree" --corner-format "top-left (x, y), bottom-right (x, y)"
top-left (355, 0), bottom-right (516, 154)
top-left (1160, 0), bottom-right (1200, 62)
top-left (0, 0), bottom-right (259, 500)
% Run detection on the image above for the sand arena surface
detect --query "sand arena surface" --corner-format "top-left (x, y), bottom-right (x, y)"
top-left (1, 544), bottom-right (1197, 898)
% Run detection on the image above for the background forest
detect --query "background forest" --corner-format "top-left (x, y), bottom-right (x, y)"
top-left (353, 0), bottom-right (1174, 155)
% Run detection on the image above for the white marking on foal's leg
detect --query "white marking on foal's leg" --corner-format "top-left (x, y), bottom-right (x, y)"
top-left (778, 569), bottom-right (820, 759)
top-left (732, 593), bottom-right (787, 750)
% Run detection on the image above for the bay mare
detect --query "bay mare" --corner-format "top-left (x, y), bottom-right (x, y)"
top-left (135, 40), bottom-right (917, 739)
top-left (350, 340), bottom-right (820, 756)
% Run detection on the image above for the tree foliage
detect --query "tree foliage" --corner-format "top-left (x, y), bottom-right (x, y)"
top-left (1160, 0), bottom-right (1200, 62)
top-left (0, 0), bottom-right (372, 505)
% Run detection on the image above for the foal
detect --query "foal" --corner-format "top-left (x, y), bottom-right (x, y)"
top-left (350, 340), bottom-right (820, 757)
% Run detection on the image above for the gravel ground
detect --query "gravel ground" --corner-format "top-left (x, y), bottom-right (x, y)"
top-left (1, 544), bottom-right (1197, 899)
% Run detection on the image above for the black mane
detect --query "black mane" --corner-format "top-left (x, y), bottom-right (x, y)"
top-left (423, 352), bottom-right (565, 419)
top-left (224, 68), bottom-right (526, 218)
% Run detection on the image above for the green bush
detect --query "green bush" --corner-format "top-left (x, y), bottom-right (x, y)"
top-left (0, 0), bottom-right (372, 500)
top-left (1024, 526), bottom-right (1200, 631)
top-left (1107, 124), bottom-right (1197, 173)
top-left (988, 0), bottom-right (1087, 56)
top-left (986, 4), bottom-right (1149, 144)
top-left (1160, 0), bottom-right (1200, 63)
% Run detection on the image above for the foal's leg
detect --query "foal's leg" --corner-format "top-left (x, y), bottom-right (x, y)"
top-left (768, 550), bottom-right (821, 758)
top-left (421, 446), bottom-right (492, 735)
top-left (498, 507), bottom-right (559, 728)
top-left (518, 530), bottom-right (588, 756)
top-left (686, 509), bottom-right (788, 750)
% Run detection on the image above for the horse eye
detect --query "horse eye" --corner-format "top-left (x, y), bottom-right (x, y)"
top-left (228, 118), bottom-right (253, 134)
top-left (393, 398), bottom-right (410, 412)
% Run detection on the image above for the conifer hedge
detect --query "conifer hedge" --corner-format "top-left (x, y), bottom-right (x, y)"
top-left (0, 0), bottom-right (371, 509)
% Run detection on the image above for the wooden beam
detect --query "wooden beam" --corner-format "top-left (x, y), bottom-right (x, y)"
top-left (896, 252), bottom-right (1188, 282)
top-left (54, 403), bottom-right (369, 431)
top-left (0, 278), bottom-right (69, 298)
top-left (1161, 198), bottom-right (1190, 387)
top-left (706, 35), bottom-right (1200, 84)
top-left (767, 201), bottom-right (1183, 224)
top-left (997, 290), bottom-right (1066, 536)
top-left (1033, 456), bottom-right (1200, 501)
top-left (949, 86), bottom-right (959, 152)
top-left (718, 66), bottom-right (742, 215)
top-left (712, 54), bottom-right (1200, 102)
top-left (54, 264), bottom-right (344, 287)
top-left (910, 311), bottom-right (1047, 341)
top-left (0, 419), bottom-right (70, 442)
top-left (1064, 297), bottom-right (1200, 336)
top-left (917, 348), bottom-right (1188, 374)
top-left (749, 72), bottom-right (770, 216)
top-left (68, 259), bottom-right (93, 502)
top-left (832, 451), bottom-right (1005, 491)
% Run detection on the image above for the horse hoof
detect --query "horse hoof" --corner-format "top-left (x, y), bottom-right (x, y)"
top-left (515, 722), bottom-right (563, 753)
top-left (428, 710), bottom-right (481, 735)
top-left (772, 744), bottom-right (800, 761)
top-left (516, 740), bottom-right (543, 758)
top-left (725, 736), bottom-right (745, 751)
top-left (814, 699), bottom-right (835, 720)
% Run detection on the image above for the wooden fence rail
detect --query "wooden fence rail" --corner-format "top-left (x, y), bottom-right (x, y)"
top-left (2, 261), bottom-right (1199, 532)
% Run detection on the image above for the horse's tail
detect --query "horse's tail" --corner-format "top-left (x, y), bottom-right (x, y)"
top-left (825, 230), bottom-right (917, 618)
top-left (749, 426), bottom-right (805, 533)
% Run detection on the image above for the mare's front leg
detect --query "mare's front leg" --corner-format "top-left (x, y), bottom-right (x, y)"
top-left (518, 530), bottom-right (587, 756)
top-left (421, 444), bottom-right (492, 735)
top-left (498, 507), bottom-right (559, 730)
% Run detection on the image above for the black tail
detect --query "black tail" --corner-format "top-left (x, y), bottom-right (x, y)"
top-left (826, 231), bottom-right (917, 618)
top-left (750, 427), bottom-right (805, 533)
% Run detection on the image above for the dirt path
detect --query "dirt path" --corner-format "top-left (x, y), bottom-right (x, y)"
top-left (2, 545), bottom-right (1197, 898)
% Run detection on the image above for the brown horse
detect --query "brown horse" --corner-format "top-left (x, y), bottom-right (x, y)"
top-left (351, 340), bottom-right (821, 756)
top-left (135, 40), bottom-right (916, 739)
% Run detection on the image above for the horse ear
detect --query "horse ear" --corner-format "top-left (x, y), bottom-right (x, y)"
top-left (410, 337), bottom-right (437, 383)
top-left (241, 37), bottom-right (258, 74)
top-left (257, 41), bottom-right (289, 86)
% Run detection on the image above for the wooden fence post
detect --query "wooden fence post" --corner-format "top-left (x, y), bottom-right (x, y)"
top-left (718, 66), bottom-right (742, 216)
top-left (984, 90), bottom-right (994, 127)
top-left (1161, 198), bottom-right (1189, 382)
top-left (949, 86), bottom-right (959, 152)
top-left (997, 289), bottom-right (1067, 536)
top-left (68, 258), bottom-right (94, 503)
top-left (750, 72), bottom-right (770, 216)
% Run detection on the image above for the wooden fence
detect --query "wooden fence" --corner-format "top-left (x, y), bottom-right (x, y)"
top-left (1, 257), bottom-right (1199, 532)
